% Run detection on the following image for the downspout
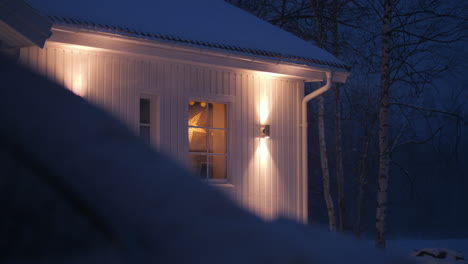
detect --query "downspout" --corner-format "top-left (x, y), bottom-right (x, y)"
top-left (300, 71), bottom-right (332, 223)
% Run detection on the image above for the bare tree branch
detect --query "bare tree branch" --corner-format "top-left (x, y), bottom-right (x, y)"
top-left (389, 102), bottom-right (467, 121)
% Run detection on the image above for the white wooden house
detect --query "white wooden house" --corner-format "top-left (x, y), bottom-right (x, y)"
top-left (1, 0), bottom-right (349, 222)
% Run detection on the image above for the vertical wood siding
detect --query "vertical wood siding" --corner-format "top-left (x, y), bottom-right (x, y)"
top-left (20, 45), bottom-right (303, 221)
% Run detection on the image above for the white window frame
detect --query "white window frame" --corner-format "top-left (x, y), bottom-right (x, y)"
top-left (188, 99), bottom-right (230, 183)
top-left (138, 93), bottom-right (160, 147)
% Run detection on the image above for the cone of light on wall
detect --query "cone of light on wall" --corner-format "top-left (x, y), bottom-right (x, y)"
top-left (261, 125), bottom-right (270, 138)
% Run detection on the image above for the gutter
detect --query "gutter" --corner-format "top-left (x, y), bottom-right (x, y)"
top-left (300, 71), bottom-right (332, 223)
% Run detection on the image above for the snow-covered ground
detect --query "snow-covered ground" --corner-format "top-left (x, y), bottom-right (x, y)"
top-left (386, 240), bottom-right (468, 263)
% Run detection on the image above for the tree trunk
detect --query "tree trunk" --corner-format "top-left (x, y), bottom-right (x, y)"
top-left (318, 95), bottom-right (337, 232)
top-left (280, 0), bottom-right (287, 27)
top-left (332, 0), bottom-right (346, 233)
top-left (356, 130), bottom-right (371, 239)
top-left (310, 0), bottom-right (337, 232)
top-left (309, 0), bottom-right (324, 46)
top-left (376, 0), bottom-right (392, 249)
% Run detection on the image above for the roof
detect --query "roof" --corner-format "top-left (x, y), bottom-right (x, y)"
top-left (25, 0), bottom-right (349, 71)
top-left (0, 0), bottom-right (52, 48)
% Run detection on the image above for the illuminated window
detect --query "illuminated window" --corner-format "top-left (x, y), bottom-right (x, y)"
top-left (188, 101), bottom-right (227, 180)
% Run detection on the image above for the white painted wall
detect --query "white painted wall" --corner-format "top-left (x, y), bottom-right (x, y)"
top-left (19, 41), bottom-right (304, 221)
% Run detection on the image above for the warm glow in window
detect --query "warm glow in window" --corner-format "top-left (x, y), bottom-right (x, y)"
top-left (188, 101), bottom-right (227, 180)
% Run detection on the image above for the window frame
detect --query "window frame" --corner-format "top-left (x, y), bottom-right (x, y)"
top-left (138, 93), bottom-right (160, 147)
top-left (188, 99), bottom-right (230, 183)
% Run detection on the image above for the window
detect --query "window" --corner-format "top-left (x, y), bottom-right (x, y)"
top-left (139, 96), bottom-right (158, 144)
top-left (139, 98), bottom-right (151, 141)
top-left (188, 101), bottom-right (227, 180)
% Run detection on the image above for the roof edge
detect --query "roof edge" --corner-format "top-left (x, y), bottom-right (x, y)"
top-left (46, 15), bottom-right (350, 72)
top-left (0, 0), bottom-right (52, 48)
top-left (48, 25), bottom-right (349, 83)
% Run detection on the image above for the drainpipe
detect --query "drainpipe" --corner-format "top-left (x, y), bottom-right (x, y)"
top-left (300, 71), bottom-right (332, 223)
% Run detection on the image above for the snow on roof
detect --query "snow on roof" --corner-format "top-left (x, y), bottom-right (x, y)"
top-left (25, 0), bottom-right (349, 71)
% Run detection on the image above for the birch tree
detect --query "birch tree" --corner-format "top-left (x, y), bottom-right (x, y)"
top-left (371, 0), bottom-right (467, 248)
top-left (334, 0), bottom-right (466, 245)
top-left (375, 0), bottom-right (392, 249)
top-left (331, 0), bottom-right (346, 233)
top-left (309, 0), bottom-right (337, 232)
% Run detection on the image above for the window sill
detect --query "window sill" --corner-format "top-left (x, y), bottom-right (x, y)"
top-left (207, 182), bottom-right (235, 188)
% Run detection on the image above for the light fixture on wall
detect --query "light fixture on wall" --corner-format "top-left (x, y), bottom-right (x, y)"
top-left (261, 125), bottom-right (270, 138)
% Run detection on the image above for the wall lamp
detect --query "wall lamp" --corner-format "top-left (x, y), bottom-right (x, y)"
top-left (261, 125), bottom-right (270, 138)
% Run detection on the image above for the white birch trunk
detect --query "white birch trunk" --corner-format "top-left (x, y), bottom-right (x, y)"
top-left (376, 0), bottom-right (392, 249)
top-left (310, 0), bottom-right (337, 232)
top-left (317, 95), bottom-right (337, 232)
top-left (332, 0), bottom-right (345, 232)
top-left (356, 130), bottom-right (371, 239)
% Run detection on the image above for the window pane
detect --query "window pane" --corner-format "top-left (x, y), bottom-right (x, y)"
top-left (140, 125), bottom-right (150, 141)
top-left (211, 103), bottom-right (226, 128)
top-left (188, 100), bottom-right (227, 181)
top-left (140, 98), bottom-right (150, 124)
top-left (211, 155), bottom-right (226, 179)
top-left (188, 127), bottom-right (207, 152)
top-left (188, 101), bottom-right (208, 127)
top-left (209, 129), bottom-right (226, 154)
top-left (190, 155), bottom-right (208, 179)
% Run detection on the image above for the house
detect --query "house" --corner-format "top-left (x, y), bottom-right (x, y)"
top-left (0, 0), bottom-right (349, 223)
